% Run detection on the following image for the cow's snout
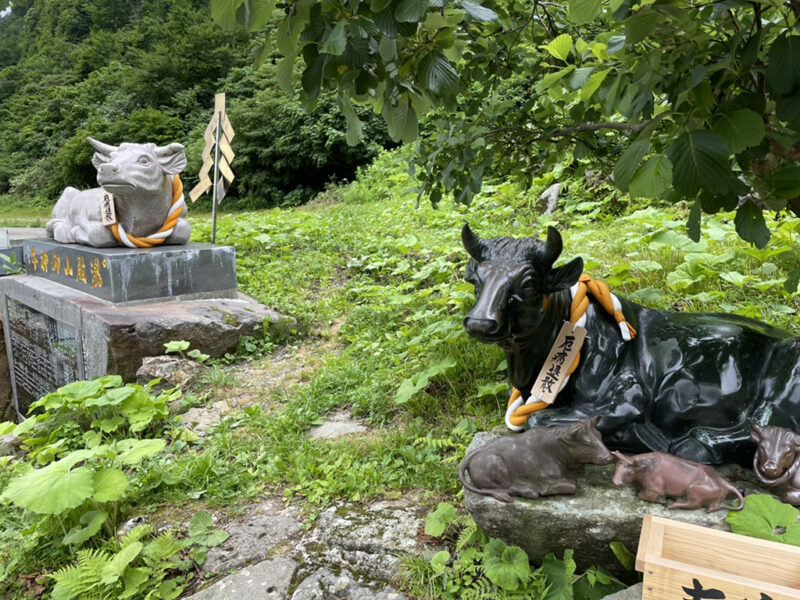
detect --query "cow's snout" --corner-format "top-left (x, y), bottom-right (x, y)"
top-left (99, 163), bottom-right (120, 174)
top-left (463, 316), bottom-right (501, 337)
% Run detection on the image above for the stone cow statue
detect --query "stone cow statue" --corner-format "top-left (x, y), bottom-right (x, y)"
top-left (461, 224), bottom-right (800, 465)
top-left (47, 137), bottom-right (190, 248)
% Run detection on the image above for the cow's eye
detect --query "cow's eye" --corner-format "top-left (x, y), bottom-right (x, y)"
top-left (138, 156), bottom-right (151, 165)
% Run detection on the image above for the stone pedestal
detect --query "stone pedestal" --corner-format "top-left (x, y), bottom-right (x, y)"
top-left (0, 242), bottom-right (293, 419)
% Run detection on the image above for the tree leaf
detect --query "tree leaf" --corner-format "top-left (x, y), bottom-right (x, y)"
top-left (580, 68), bottom-right (612, 102)
top-left (459, 0), bottom-right (498, 21)
top-left (712, 109), bottom-right (765, 154)
top-left (395, 0), bottom-right (427, 23)
top-left (62, 510), bottom-right (108, 547)
top-left (276, 54), bottom-right (297, 94)
top-left (686, 198), bottom-right (701, 242)
top-left (543, 34), bottom-right (573, 62)
top-left (777, 93), bottom-right (800, 129)
top-left (667, 130), bottom-right (731, 196)
top-left (2, 460), bottom-right (94, 514)
top-left (418, 51), bottom-right (461, 95)
top-left (767, 166), bottom-right (800, 200)
top-left (734, 201), bottom-right (770, 249)
top-left (238, 0), bottom-right (273, 32)
top-left (568, 0), bottom-right (602, 24)
top-left (625, 8), bottom-right (660, 45)
top-left (100, 542), bottom-right (143, 584)
top-left (483, 538), bottom-right (531, 591)
top-left (785, 268), bottom-right (800, 294)
top-left (629, 155), bottom-right (672, 198)
top-left (766, 34), bottom-right (800, 96)
top-left (613, 138), bottom-right (649, 192)
top-left (210, 0), bottom-right (245, 31)
top-left (93, 468), bottom-right (128, 502)
top-left (339, 95), bottom-right (363, 146)
top-left (424, 502), bottom-right (456, 537)
top-left (393, 97), bottom-right (419, 143)
top-left (536, 65), bottom-right (576, 93)
top-left (321, 22), bottom-right (347, 55)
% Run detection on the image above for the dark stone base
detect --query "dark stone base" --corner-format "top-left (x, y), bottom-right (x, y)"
top-left (0, 275), bottom-right (294, 417)
top-left (22, 239), bottom-right (237, 303)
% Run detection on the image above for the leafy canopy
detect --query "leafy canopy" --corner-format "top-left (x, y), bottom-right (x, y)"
top-left (210, 0), bottom-right (800, 261)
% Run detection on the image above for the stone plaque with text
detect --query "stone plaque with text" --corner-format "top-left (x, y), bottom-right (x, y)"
top-left (5, 298), bottom-right (80, 414)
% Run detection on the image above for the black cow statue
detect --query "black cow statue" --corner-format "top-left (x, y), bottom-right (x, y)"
top-left (461, 224), bottom-right (800, 465)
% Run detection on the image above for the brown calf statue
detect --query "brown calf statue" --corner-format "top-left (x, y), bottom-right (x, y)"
top-left (611, 451), bottom-right (744, 512)
top-left (459, 417), bottom-right (613, 503)
top-left (751, 421), bottom-right (800, 505)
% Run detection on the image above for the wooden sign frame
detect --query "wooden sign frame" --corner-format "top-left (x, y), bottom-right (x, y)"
top-left (636, 515), bottom-right (800, 599)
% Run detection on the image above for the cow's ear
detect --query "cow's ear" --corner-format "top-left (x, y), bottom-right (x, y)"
top-left (749, 419), bottom-right (762, 443)
top-left (545, 257), bottom-right (583, 292)
top-left (91, 151), bottom-right (111, 170)
top-left (157, 143), bottom-right (187, 175)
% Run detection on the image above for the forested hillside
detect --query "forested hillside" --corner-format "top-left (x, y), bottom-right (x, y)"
top-left (0, 0), bottom-right (392, 208)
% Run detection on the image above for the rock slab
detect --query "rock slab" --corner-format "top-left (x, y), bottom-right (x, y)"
top-left (290, 568), bottom-right (405, 600)
top-left (185, 557), bottom-right (297, 600)
top-left (462, 431), bottom-right (753, 579)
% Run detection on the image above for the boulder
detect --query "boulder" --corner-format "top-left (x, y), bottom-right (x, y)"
top-left (185, 557), bottom-right (297, 600)
top-left (136, 355), bottom-right (208, 390)
top-left (462, 430), bottom-right (761, 579)
top-left (290, 568), bottom-right (405, 600)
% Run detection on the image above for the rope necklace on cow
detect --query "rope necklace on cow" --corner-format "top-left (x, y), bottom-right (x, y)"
top-left (504, 273), bottom-right (637, 431)
top-left (104, 175), bottom-right (185, 248)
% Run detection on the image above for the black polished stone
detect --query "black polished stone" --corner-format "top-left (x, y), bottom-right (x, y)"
top-left (22, 240), bottom-right (237, 303)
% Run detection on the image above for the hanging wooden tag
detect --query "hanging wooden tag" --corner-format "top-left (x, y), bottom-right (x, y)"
top-left (99, 190), bottom-right (117, 226)
top-left (530, 321), bottom-right (587, 404)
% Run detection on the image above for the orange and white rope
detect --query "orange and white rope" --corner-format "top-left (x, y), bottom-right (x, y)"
top-left (109, 175), bottom-right (185, 248)
top-left (504, 274), bottom-right (636, 431)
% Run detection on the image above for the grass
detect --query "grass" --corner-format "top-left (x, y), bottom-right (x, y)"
top-left (0, 147), bottom-right (798, 597)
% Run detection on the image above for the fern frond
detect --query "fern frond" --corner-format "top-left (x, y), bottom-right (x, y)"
top-left (143, 531), bottom-right (182, 564)
top-left (120, 523), bottom-right (153, 547)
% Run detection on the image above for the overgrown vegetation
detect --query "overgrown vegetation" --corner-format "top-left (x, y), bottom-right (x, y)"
top-left (0, 0), bottom-right (391, 209)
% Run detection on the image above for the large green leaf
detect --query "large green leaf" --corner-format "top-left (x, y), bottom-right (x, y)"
top-left (712, 109), bottom-right (765, 154)
top-left (667, 131), bottom-right (731, 196)
top-left (540, 550), bottom-right (577, 600)
top-left (777, 93), bottom-right (800, 129)
top-left (580, 68), bottom-right (611, 102)
top-left (767, 34), bottom-right (800, 96)
top-left (625, 9), bottom-right (660, 45)
top-left (395, 0), bottom-right (427, 23)
top-left (734, 201), bottom-right (770, 249)
top-left (483, 538), bottom-right (531, 591)
top-left (727, 494), bottom-right (800, 546)
top-left (210, 0), bottom-right (245, 31)
top-left (686, 198), bottom-right (701, 242)
top-left (628, 155), bottom-right (672, 198)
top-left (62, 510), bottom-right (108, 547)
top-left (767, 166), bottom-right (800, 199)
top-left (114, 438), bottom-right (166, 466)
top-left (276, 54), bottom-right (297, 94)
top-left (101, 542), bottom-right (143, 584)
top-left (613, 138), bottom-right (649, 191)
top-left (424, 502), bottom-right (455, 537)
top-left (93, 468), bottom-right (128, 502)
top-left (419, 51), bottom-right (461, 95)
top-left (238, 0), bottom-right (273, 32)
top-left (568, 0), bottom-right (602, 24)
top-left (543, 34), bottom-right (573, 62)
top-left (339, 95), bottom-right (363, 146)
top-left (3, 460), bottom-right (94, 514)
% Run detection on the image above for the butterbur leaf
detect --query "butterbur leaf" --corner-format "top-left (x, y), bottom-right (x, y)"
top-left (62, 511), bottom-right (108, 546)
top-left (114, 438), bottom-right (166, 466)
top-left (93, 468), bottom-right (128, 502)
top-left (203, 529), bottom-right (230, 547)
top-left (667, 130), bottom-right (731, 196)
top-left (120, 567), bottom-right (149, 599)
top-left (418, 51), bottom-right (461, 95)
top-left (540, 550), bottom-right (577, 600)
top-left (164, 340), bottom-right (190, 354)
top-left (483, 538), bottom-right (531, 591)
top-left (430, 550), bottom-right (450, 572)
top-left (734, 201), bottom-right (770, 249)
top-left (727, 494), bottom-right (800, 546)
top-left (424, 502), bottom-right (456, 537)
top-left (3, 460), bottom-right (94, 514)
top-left (188, 511), bottom-right (214, 538)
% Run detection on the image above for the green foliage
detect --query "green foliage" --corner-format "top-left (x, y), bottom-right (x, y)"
top-left (213, 0), bottom-right (800, 255)
top-left (399, 505), bottom-right (625, 599)
top-left (186, 510), bottom-right (230, 564)
top-left (726, 494), bottom-right (800, 546)
top-left (164, 340), bottom-right (209, 364)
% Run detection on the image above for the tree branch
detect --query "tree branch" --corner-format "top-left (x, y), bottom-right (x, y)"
top-left (547, 120), bottom-right (656, 136)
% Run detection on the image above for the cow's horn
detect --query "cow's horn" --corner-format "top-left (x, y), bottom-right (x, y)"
top-left (155, 142), bottom-right (186, 157)
top-left (542, 226), bottom-right (563, 267)
top-left (611, 451), bottom-right (631, 464)
top-left (87, 137), bottom-right (118, 155)
top-left (462, 223), bottom-right (488, 262)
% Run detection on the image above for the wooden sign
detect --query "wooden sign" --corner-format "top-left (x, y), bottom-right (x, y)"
top-left (530, 321), bottom-right (586, 404)
top-left (637, 515), bottom-right (800, 600)
top-left (98, 190), bottom-right (117, 226)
